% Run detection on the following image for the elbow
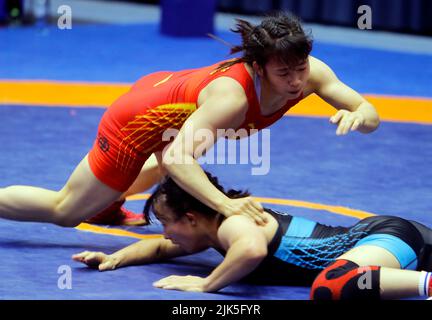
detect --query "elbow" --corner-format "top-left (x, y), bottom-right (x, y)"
top-left (242, 243), bottom-right (268, 263)
top-left (161, 148), bottom-right (193, 172)
top-left (160, 154), bottom-right (173, 172)
top-left (160, 152), bottom-right (178, 174)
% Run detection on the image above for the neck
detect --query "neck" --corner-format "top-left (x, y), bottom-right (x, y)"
top-left (200, 214), bottom-right (224, 248)
top-left (259, 76), bottom-right (289, 112)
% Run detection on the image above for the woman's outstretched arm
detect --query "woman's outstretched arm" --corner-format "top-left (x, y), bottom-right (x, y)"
top-left (72, 237), bottom-right (190, 271)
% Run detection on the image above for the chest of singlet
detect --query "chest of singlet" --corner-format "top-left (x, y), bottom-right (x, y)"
top-left (180, 60), bottom-right (304, 133)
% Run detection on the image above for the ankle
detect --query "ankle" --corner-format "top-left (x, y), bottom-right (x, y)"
top-left (419, 271), bottom-right (432, 297)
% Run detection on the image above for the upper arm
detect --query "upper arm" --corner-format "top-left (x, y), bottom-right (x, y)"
top-left (310, 56), bottom-right (367, 111)
top-left (217, 216), bottom-right (268, 256)
top-left (165, 78), bottom-right (248, 157)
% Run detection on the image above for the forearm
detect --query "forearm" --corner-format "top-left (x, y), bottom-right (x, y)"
top-left (109, 238), bottom-right (165, 268)
top-left (354, 101), bottom-right (380, 133)
top-left (203, 244), bottom-right (266, 292)
top-left (163, 154), bottom-right (228, 211)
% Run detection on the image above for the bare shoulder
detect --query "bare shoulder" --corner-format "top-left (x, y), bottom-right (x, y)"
top-left (217, 215), bottom-right (259, 249)
top-left (200, 76), bottom-right (248, 104)
top-left (308, 56), bottom-right (338, 84)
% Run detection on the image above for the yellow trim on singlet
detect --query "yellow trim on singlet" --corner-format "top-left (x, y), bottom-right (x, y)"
top-left (153, 74), bottom-right (174, 87)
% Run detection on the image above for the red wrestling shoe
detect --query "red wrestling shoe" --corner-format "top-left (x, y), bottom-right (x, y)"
top-left (85, 200), bottom-right (148, 226)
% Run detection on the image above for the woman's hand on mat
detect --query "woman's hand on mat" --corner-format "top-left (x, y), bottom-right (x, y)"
top-left (218, 197), bottom-right (267, 225)
top-left (153, 275), bottom-right (208, 292)
top-left (330, 110), bottom-right (365, 135)
top-left (72, 251), bottom-right (118, 271)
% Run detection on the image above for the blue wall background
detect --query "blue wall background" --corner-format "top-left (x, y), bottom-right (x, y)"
top-left (218, 0), bottom-right (432, 35)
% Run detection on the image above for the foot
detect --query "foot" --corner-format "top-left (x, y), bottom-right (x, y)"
top-left (85, 200), bottom-right (148, 226)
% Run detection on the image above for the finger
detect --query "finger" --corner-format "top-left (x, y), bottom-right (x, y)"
top-left (343, 119), bottom-right (355, 135)
top-left (72, 251), bottom-right (89, 260)
top-left (153, 277), bottom-right (172, 287)
top-left (249, 198), bottom-right (264, 213)
top-left (246, 207), bottom-right (267, 226)
top-left (72, 252), bottom-right (91, 262)
top-left (84, 253), bottom-right (102, 265)
top-left (336, 120), bottom-right (350, 136)
top-left (153, 281), bottom-right (165, 288)
top-left (161, 285), bottom-right (178, 290)
top-left (251, 200), bottom-right (268, 224)
top-left (99, 260), bottom-right (114, 271)
top-left (336, 123), bottom-right (343, 135)
top-left (72, 256), bottom-right (85, 263)
top-left (84, 252), bottom-right (96, 262)
top-left (247, 206), bottom-right (266, 225)
top-left (330, 110), bottom-right (344, 124)
top-left (351, 118), bottom-right (361, 131)
top-left (154, 281), bottom-right (172, 288)
top-left (72, 254), bottom-right (83, 261)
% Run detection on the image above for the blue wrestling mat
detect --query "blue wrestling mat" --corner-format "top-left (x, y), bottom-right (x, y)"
top-left (0, 23), bottom-right (431, 300)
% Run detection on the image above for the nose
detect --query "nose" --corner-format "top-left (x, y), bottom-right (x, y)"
top-left (288, 76), bottom-right (302, 89)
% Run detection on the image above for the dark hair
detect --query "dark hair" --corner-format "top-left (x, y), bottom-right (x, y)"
top-left (143, 171), bottom-right (250, 224)
top-left (218, 11), bottom-right (313, 70)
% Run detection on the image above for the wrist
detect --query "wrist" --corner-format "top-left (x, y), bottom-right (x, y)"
top-left (202, 276), bottom-right (215, 292)
top-left (108, 254), bottom-right (123, 269)
top-left (213, 195), bottom-right (228, 214)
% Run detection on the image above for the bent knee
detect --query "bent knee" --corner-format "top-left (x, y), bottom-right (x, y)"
top-left (310, 259), bottom-right (381, 300)
top-left (52, 209), bottom-right (82, 227)
top-left (52, 195), bottom-right (83, 228)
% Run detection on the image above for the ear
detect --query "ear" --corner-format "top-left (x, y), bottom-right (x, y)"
top-left (252, 61), bottom-right (264, 77)
top-left (185, 212), bottom-right (198, 226)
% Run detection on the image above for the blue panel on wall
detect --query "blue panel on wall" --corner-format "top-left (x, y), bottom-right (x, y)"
top-left (161, 0), bottom-right (217, 37)
top-left (321, 0), bottom-right (356, 25)
top-left (0, 0), bottom-right (7, 22)
top-left (241, 0), bottom-right (273, 13)
top-left (216, 0), bottom-right (432, 34)
top-left (298, 0), bottom-right (322, 21)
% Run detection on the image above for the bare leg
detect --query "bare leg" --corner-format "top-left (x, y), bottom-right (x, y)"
top-left (120, 153), bottom-right (165, 199)
top-left (337, 245), bottom-right (427, 299)
top-left (337, 245), bottom-right (401, 268)
top-left (0, 154), bottom-right (122, 227)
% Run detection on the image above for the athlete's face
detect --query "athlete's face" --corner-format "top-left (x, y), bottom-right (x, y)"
top-left (153, 199), bottom-right (205, 253)
top-left (256, 56), bottom-right (310, 98)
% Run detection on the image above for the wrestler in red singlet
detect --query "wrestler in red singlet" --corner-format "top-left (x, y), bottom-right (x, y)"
top-left (88, 60), bottom-right (304, 192)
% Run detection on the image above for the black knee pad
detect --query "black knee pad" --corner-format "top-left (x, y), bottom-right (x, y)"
top-left (310, 259), bottom-right (381, 300)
